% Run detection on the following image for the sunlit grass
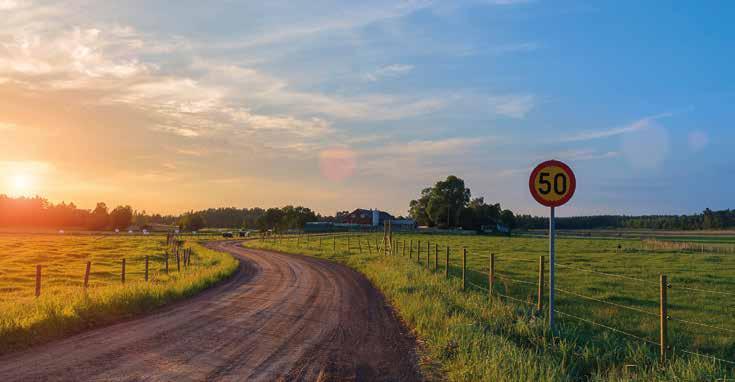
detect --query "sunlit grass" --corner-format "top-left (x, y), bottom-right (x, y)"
top-left (0, 234), bottom-right (237, 354)
top-left (247, 233), bottom-right (735, 381)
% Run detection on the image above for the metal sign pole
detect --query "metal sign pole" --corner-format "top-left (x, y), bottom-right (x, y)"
top-left (549, 206), bottom-right (556, 332)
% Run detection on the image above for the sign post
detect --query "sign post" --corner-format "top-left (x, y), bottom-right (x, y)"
top-left (529, 160), bottom-right (576, 332)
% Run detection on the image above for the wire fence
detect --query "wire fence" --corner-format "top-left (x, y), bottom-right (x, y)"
top-left (262, 232), bottom-right (735, 369)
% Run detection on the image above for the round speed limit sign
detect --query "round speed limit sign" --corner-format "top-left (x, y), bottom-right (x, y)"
top-left (529, 160), bottom-right (576, 207)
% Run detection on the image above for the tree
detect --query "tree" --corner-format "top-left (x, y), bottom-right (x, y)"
top-left (426, 176), bottom-right (471, 228)
top-left (500, 209), bottom-right (516, 230)
top-left (109, 205), bottom-right (133, 230)
top-left (178, 212), bottom-right (206, 231)
top-left (257, 208), bottom-right (285, 231)
top-left (408, 188), bottom-right (432, 226)
top-left (87, 202), bottom-right (110, 230)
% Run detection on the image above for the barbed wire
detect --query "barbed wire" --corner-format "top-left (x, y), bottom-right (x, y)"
top-left (554, 287), bottom-right (658, 317)
top-left (493, 256), bottom-right (539, 264)
top-left (467, 280), bottom-right (489, 292)
top-left (673, 284), bottom-right (735, 297)
top-left (495, 291), bottom-right (536, 306)
top-left (669, 316), bottom-right (735, 335)
top-left (494, 273), bottom-right (539, 287)
top-left (555, 263), bottom-right (657, 284)
top-left (554, 309), bottom-right (659, 347)
top-left (678, 349), bottom-right (735, 366)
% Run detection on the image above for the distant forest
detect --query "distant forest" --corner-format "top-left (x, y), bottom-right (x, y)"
top-left (515, 209), bottom-right (735, 230)
top-left (1, 194), bottom-right (732, 232)
top-left (0, 195), bottom-right (332, 231)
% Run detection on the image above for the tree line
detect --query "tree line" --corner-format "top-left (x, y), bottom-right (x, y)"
top-left (408, 176), bottom-right (517, 231)
top-left (3, 190), bottom-right (732, 232)
top-left (514, 209), bottom-right (735, 230)
top-left (0, 195), bottom-right (137, 231)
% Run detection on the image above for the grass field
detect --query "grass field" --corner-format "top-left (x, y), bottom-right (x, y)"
top-left (247, 233), bottom-right (735, 381)
top-left (0, 233), bottom-right (238, 354)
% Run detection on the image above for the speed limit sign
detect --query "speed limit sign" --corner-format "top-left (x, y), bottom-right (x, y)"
top-left (529, 160), bottom-right (576, 207)
top-left (529, 159), bottom-right (576, 332)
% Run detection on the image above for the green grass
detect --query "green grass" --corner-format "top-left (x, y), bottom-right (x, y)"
top-left (247, 233), bottom-right (735, 381)
top-left (0, 233), bottom-right (238, 354)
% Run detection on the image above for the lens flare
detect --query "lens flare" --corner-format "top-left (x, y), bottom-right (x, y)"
top-left (319, 148), bottom-right (356, 181)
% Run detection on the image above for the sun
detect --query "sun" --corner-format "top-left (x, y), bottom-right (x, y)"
top-left (7, 174), bottom-right (34, 197)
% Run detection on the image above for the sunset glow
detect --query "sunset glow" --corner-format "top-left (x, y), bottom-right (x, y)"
top-left (7, 174), bottom-right (34, 197)
top-left (0, 2), bottom-right (731, 217)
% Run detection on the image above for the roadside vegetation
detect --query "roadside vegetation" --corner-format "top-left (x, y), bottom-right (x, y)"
top-left (246, 233), bottom-right (734, 381)
top-left (0, 234), bottom-right (238, 354)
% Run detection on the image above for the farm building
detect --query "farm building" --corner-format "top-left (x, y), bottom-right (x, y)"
top-left (342, 209), bottom-right (394, 226)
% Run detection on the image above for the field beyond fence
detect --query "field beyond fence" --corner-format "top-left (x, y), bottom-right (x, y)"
top-left (0, 233), bottom-right (238, 354)
top-left (248, 232), bottom-right (735, 380)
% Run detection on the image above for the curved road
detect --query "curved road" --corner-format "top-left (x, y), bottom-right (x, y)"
top-left (0, 242), bottom-right (422, 381)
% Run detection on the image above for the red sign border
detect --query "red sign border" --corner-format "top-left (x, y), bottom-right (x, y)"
top-left (529, 160), bottom-right (576, 207)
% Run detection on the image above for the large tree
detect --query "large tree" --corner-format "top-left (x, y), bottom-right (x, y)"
top-left (409, 176), bottom-right (471, 228)
top-left (408, 188), bottom-right (432, 226)
top-left (109, 205), bottom-right (134, 230)
top-left (426, 176), bottom-right (471, 228)
top-left (178, 212), bottom-right (206, 231)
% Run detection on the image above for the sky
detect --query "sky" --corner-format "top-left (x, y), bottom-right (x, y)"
top-left (0, 0), bottom-right (733, 217)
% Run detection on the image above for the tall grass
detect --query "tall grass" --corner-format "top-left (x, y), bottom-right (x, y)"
top-left (0, 236), bottom-right (238, 354)
top-left (247, 234), bottom-right (734, 381)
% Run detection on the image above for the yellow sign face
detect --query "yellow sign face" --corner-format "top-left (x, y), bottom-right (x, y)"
top-left (529, 160), bottom-right (576, 207)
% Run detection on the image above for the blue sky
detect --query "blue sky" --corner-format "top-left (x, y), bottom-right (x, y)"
top-left (0, 1), bottom-right (733, 216)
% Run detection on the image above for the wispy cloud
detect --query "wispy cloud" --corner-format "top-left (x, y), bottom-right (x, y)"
top-left (363, 64), bottom-right (414, 82)
top-left (554, 148), bottom-right (620, 161)
top-left (561, 112), bottom-right (673, 142)
top-left (489, 94), bottom-right (535, 119)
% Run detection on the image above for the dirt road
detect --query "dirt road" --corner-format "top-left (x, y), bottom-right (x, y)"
top-left (0, 242), bottom-right (422, 381)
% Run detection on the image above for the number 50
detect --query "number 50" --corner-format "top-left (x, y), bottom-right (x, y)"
top-left (538, 172), bottom-right (568, 195)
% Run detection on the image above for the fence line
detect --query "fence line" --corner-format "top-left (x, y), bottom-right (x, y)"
top-left (554, 287), bottom-right (659, 317)
top-left (555, 263), bottom-right (657, 285)
top-left (670, 316), bottom-right (735, 335)
top-left (679, 349), bottom-right (735, 366)
top-left (494, 273), bottom-right (538, 287)
top-left (264, 232), bottom-right (735, 369)
top-left (554, 309), bottom-right (660, 347)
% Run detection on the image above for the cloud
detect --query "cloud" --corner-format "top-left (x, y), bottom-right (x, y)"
top-left (358, 137), bottom-right (492, 180)
top-left (561, 112), bottom-right (673, 142)
top-left (0, 0), bottom-right (20, 10)
top-left (363, 64), bottom-right (414, 82)
top-left (555, 149), bottom-right (620, 161)
top-left (488, 94), bottom-right (535, 119)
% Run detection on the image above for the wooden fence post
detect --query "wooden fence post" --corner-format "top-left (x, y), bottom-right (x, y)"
top-left (418, 240), bottom-right (421, 264)
top-left (489, 253), bottom-right (495, 297)
top-left (121, 258), bottom-right (126, 284)
top-left (537, 255), bottom-right (544, 312)
top-left (84, 261), bottom-right (91, 290)
top-left (660, 274), bottom-right (669, 363)
top-left (176, 250), bottom-right (181, 272)
top-left (145, 256), bottom-right (149, 281)
top-left (426, 241), bottom-right (430, 269)
top-left (435, 244), bottom-right (439, 272)
top-left (409, 240), bottom-right (413, 259)
top-left (445, 246), bottom-right (450, 278)
top-left (35, 265), bottom-right (41, 297)
top-left (462, 248), bottom-right (467, 291)
top-left (402, 240), bottom-right (406, 257)
top-left (333, 236), bottom-right (336, 252)
top-left (359, 237), bottom-right (362, 253)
